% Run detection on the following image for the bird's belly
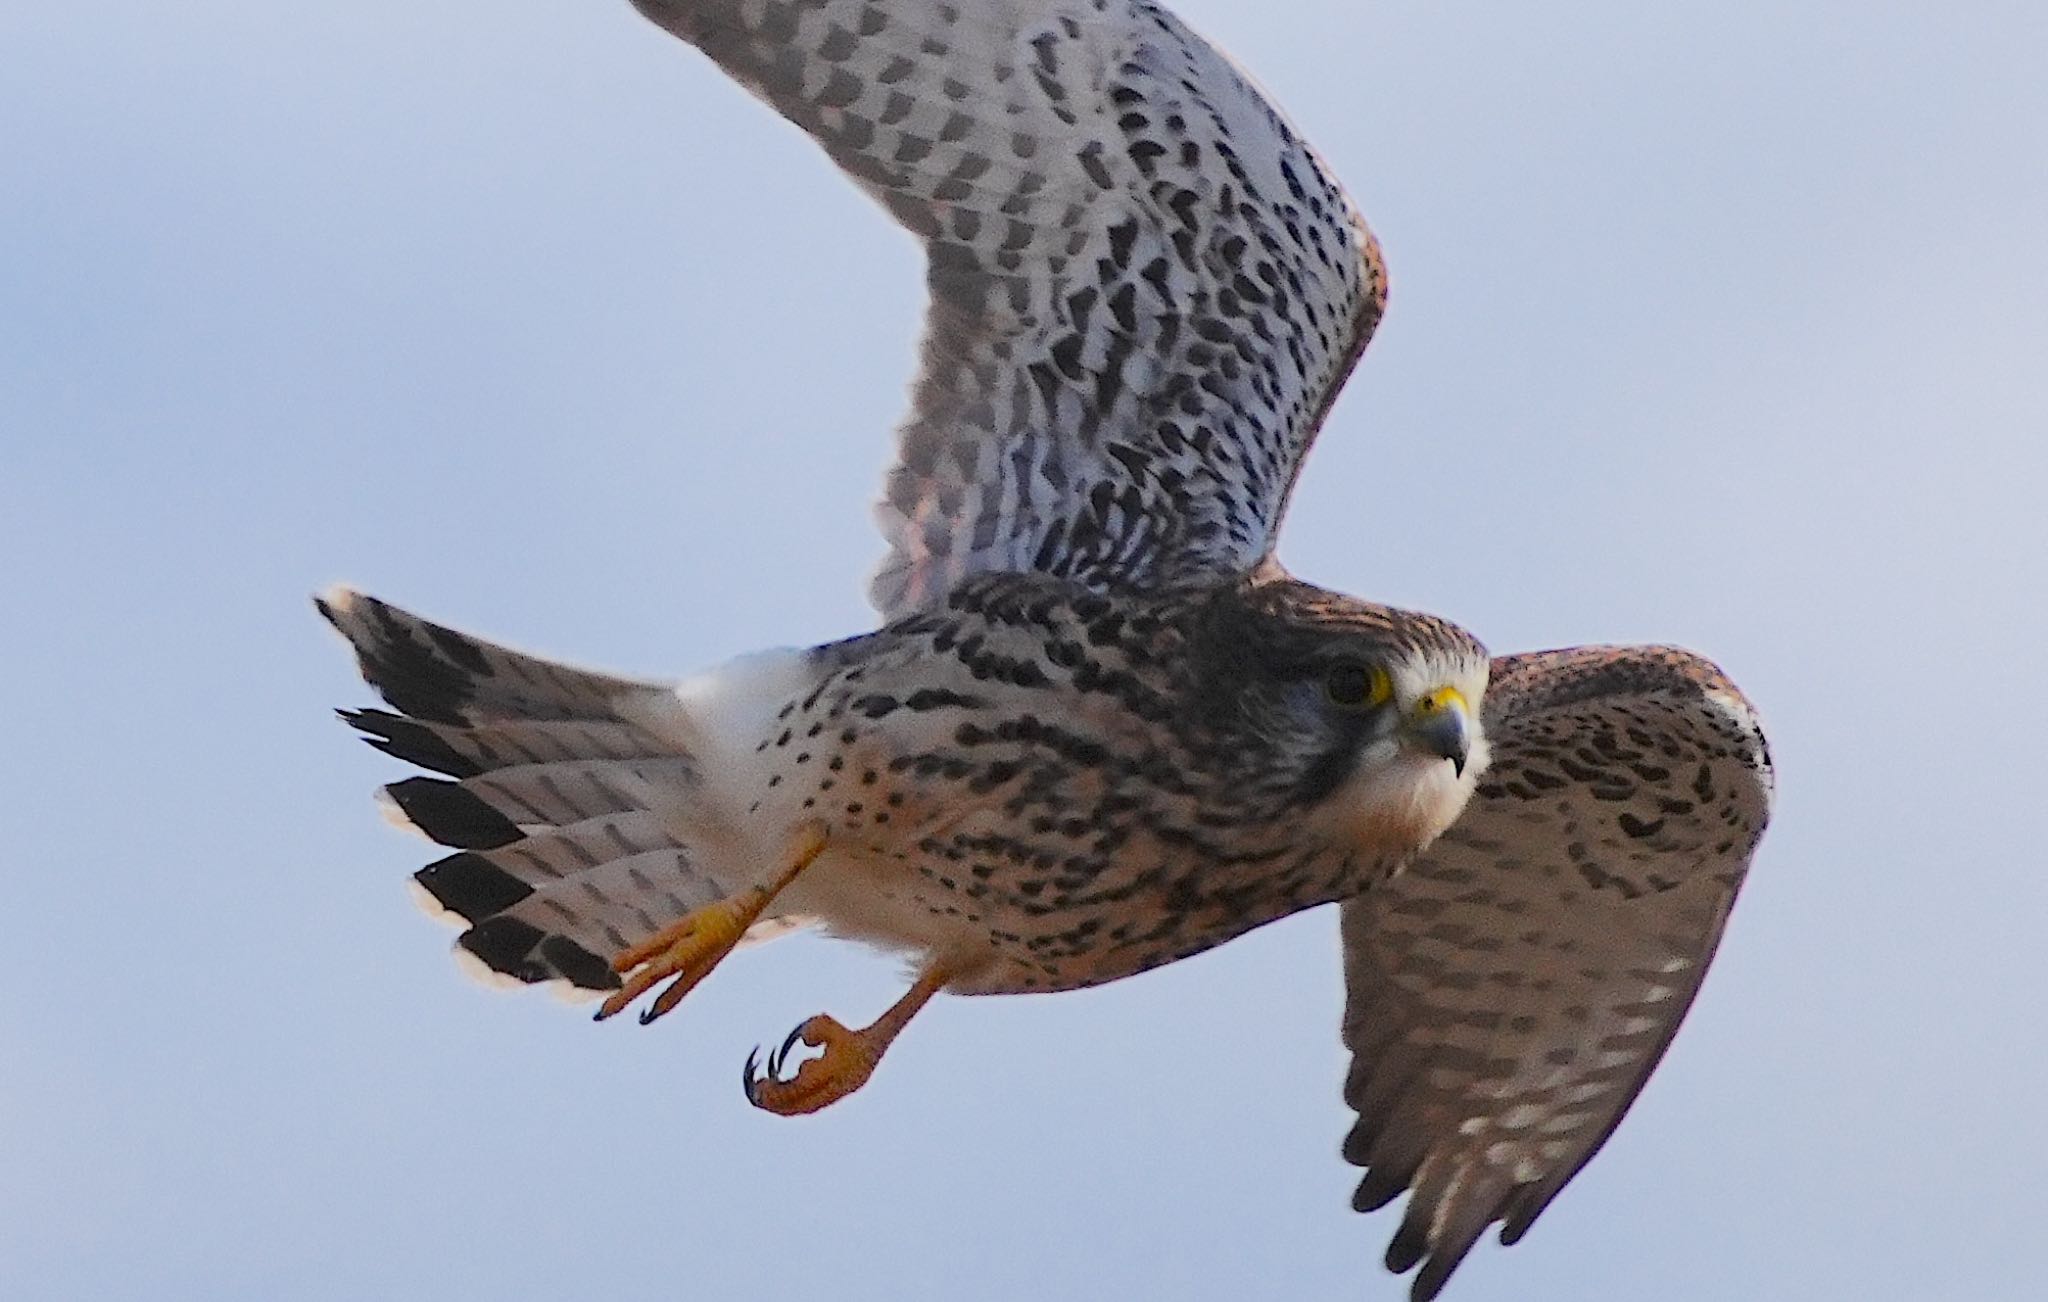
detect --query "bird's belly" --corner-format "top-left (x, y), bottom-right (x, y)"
top-left (715, 622), bottom-right (1374, 996)
top-left (775, 805), bottom-right (1362, 997)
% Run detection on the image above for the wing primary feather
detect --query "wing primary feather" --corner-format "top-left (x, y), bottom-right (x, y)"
top-left (631, 1), bottom-right (1383, 613)
top-left (1384, 1209), bottom-right (1431, 1274)
top-left (1350, 1163), bottom-right (1412, 1215)
top-left (342, 708), bottom-right (482, 777)
top-left (382, 777), bottom-right (523, 850)
top-left (1337, 645), bottom-right (1772, 1296)
top-left (413, 852), bottom-right (536, 924)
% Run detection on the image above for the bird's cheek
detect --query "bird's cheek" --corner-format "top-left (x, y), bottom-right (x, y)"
top-left (1318, 750), bottom-right (1459, 861)
top-left (1461, 733), bottom-right (1493, 786)
top-left (1407, 760), bottom-right (1480, 853)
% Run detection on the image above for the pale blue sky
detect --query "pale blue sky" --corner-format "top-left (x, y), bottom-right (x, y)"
top-left (4, 2), bottom-right (2045, 1298)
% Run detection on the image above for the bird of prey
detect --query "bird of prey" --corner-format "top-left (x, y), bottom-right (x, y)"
top-left (319, 2), bottom-right (1774, 1297)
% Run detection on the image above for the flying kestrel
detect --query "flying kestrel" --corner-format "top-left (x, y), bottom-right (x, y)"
top-left (320, 2), bottom-right (1774, 1297)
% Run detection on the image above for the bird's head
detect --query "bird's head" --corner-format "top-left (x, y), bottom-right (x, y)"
top-left (1197, 580), bottom-right (1491, 861)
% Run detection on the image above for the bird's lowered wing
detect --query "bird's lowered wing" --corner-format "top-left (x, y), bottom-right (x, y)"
top-left (1339, 647), bottom-right (1774, 1300)
top-left (627, 0), bottom-right (1385, 615)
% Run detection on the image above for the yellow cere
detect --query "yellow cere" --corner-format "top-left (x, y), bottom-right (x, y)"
top-left (1414, 686), bottom-right (1468, 718)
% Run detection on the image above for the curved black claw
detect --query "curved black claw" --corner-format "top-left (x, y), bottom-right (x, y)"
top-left (768, 1022), bottom-right (807, 1079)
top-left (742, 1022), bottom-right (812, 1104)
top-left (742, 1045), bottom-right (766, 1103)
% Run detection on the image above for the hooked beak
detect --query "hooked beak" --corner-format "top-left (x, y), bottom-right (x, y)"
top-left (1403, 687), bottom-right (1472, 777)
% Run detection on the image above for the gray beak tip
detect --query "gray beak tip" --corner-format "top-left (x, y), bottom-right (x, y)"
top-left (1406, 701), bottom-right (1472, 778)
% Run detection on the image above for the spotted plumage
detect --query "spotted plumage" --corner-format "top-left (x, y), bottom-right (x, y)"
top-left (623, 0), bottom-right (1382, 614)
top-left (319, 3), bottom-right (1773, 1299)
top-left (1340, 649), bottom-right (1770, 1296)
top-left (326, 574), bottom-right (1488, 999)
top-left (757, 573), bottom-right (1496, 992)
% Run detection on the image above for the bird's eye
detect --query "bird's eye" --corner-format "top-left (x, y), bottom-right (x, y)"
top-left (1324, 660), bottom-right (1392, 710)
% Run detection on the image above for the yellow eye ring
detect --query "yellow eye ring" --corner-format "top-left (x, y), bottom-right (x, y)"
top-left (1325, 660), bottom-right (1392, 710)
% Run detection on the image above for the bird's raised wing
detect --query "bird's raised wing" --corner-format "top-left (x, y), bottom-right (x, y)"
top-left (1338, 647), bottom-right (1774, 1300)
top-left (628, 0), bottom-right (1385, 616)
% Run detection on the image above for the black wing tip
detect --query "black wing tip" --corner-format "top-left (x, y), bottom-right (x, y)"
top-left (539, 934), bottom-right (622, 992)
top-left (1351, 1168), bottom-right (1408, 1214)
top-left (317, 587), bottom-right (486, 726)
top-left (1384, 1213), bottom-right (1430, 1275)
top-left (1409, 1254), bottom-right (1458, 1302)
top-left (1498, 1184), bottom-right (1555, 1245)
top-left (415, 852), bottom-right (535, 924)
top-left (1387, 1217), bottom-right (1486, 1302)
top-left (456, 916), bottom-right (620, 992)
top-left (343, 708), bottom-right (482, 778)
top-left (1352, 1165), bottom-right (1500, 1300)
top-left (458, 915), bottom-right (551, 984)
top-left (383, 777), bottom-right (522, 849)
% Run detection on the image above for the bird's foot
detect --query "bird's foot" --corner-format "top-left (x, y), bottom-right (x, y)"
top-left (595, 825), bottom-right (828, 1025)
top-left (743, 1015), bottom-right (880, 1115)
top-left (742, 960), bottom-right (958, 1115)
top-left (596, 894), bottom-right (758, 1024)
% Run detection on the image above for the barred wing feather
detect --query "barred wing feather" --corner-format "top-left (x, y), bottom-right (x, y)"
top-left (629, 0), bottom-right (1386, 614)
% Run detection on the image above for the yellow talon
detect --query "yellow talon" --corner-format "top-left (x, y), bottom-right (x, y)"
top-left (595, 897), bottom-right (752, 1024)
top-left (595, 825), bottom-right (828, 1025)
top-left (742, 961), bottom-right (959, 1115)
top-left (744, 1016), bottom-right (880, 1115)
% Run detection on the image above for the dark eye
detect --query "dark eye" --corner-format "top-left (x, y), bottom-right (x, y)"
top-left (1325, 660), bottom-right (1391, 710)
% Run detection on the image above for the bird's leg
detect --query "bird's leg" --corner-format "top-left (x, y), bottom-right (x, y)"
top-left (596, 824), bottom-right (827, 1025)
top-left (743, 959), bottom-right (962, 1116)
